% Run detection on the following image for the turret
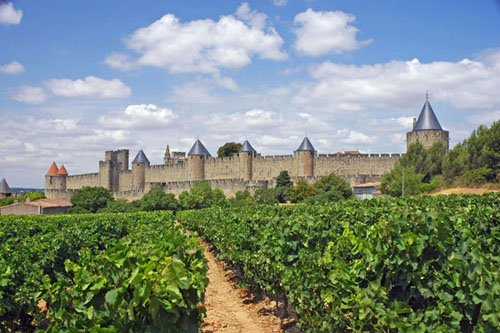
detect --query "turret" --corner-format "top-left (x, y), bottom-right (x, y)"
top-left (45, 161), bottom-right (59, 192)
top-left (164, 144), bottom-right (172, 165)
top-left (239, 140), bottom-right (256, 181)
top-left (187, 139), bottom-right (210, 181)
top-left (55, 164), bottom-right (68, 191)
top-left (132, 150), bottom-right (150, 191)
top-left (294, 137), bottom-right (316, 177)
top-left (406, 94), bottom-right (449, 151)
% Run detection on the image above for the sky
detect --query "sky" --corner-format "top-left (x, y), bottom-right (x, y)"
top-left (1, 0), bottom-right (500, 187)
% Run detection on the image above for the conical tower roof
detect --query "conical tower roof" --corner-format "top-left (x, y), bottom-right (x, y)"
top-left (46, 162), bottom-right (59, 176)
top-left (240, 140), bottom-right (256, 153)
top-left (188, 139), bottom-right (211, 156)
top-left (296, 137), bottom-right (315, 151)
top-left (413, 96), bottom-right (442, 130)
top-left (57, 164), bottom-right (68, 175)
top-left (132, 150), bottom-right (150, 164)
top-left (0, 178), bottom-right (11, 194)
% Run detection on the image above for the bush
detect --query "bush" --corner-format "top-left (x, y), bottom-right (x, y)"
top-left (70, 187), bottom-right (114, 213)
top-left (139, 187), bottom-right (178, 212)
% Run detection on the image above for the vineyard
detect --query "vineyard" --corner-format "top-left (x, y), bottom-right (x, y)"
top-left (179, 193), bottom-right (500, 332)
top-left (0, 212), bottom-right (208, 332)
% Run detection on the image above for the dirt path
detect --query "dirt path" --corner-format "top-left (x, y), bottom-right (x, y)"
top-left (201, 244), bottom-right (284, 333)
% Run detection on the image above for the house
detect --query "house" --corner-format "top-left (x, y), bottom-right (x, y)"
top-left (353, 182), bottom-right (381, 200)
top-left (0, 198), bottom-right (73, 216)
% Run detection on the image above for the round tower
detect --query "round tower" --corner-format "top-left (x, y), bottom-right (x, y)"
top-left (0, 178), bottom-right (12, 199)
top-left (45, 161), bottom-right (59, 192)
top-left (132, 150), bottom-right (150, 191)
top-left (239, 140), bottom-right (256, 181)
top-left (294, 137), bottom-right (316, 177)
top-left (55, 164), bottom-right (68, 191)
top-left (406, 94), bottom-right (449, 151)
top-left (187, 139), bottom-right (210, 181)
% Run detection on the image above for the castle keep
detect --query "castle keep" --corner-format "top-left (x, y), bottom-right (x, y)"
top-left (45, 97), bottom-right (449, 200)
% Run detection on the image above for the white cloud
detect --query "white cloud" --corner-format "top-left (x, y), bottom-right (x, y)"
top-left (338, 129), bottom-right (373, 144)
top-left (207, 109), bottom-right (284, 132)
top-left (465, 110), bottom-right (500, 126)
top-left (273, 0), bottom-right (288, 6)
top-left (105, 4), bottom-right (286, 74)
top-left (0, 61), bottom-right (25, 74)
top-left (0, 2), bottom-right (22, 25)
top-left (294, 9), bottom-right (371, 57)
top-left (99, 104), bottom-right (177, 129)
top-left (12, 85), bottom-right (48, 104)
top-left (294, 50), bottom-right (500, 112)
top-left (44, 76), bottom-right (131, 98)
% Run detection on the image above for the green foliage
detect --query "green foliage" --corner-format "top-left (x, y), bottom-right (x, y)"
top-left (443, 121), bottom-right (500, 184)
top-left (179, 180), bottom-right (227, 210)
top-left (99, 199), bottom-right (138, 213)
top-left (178, 194), bottom-right (500, 331)
top-left (253, 188), bottom-right (278, 205)
top-left (381, 142), bottom-right (446, 196)
top-left (70, 187), bottom-right (114, 213)
top-left (139, 187), bottom-right (178, 212)
top-left (312, 172), bottom-right (354, 199)
top-left (0, 191), bottom-right (46, 207)
top-left (305, 189), bottom-right (343, 204)
top-left (228, 190), bottom-right (255, 207)
top-left (289, 180), bottom-right (317, 203)
top-left (275, 170), bottom-right (293, 203)
top-left (0, 211), bottom-right (208, 331)
top-left (217, 142), bottom-right (242, 158)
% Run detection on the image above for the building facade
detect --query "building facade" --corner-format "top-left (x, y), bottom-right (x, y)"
top-left (45, 97), bottom-right (450, 200)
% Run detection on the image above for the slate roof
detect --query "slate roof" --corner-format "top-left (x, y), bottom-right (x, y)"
top-left (132, 150), bottom-right (150, 164)
top-left (296, 137), bottom-right (315, 151)
top-left (240, 140), bottom-right (256, 153)
top-left (46, 162), bottom-right (59, 176)
top-left (188, 139), bottom-right (211, 156)
top-left (414, 97), bottom-right (443, 130)
top-left (57, 164), bottom-right (68, 175)
top-left (0, 178), bottom-right (11, 194)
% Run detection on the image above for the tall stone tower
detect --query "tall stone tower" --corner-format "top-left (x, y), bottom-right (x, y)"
top-left (132, 150), bottom-right (150, 191)
top-left (406, 95), bottom-right (449, 151)
top-left (294, 137), bottom-right (316, 177)
top-left (239, 140), bottom-right (256, 181)
top-left (45, 162), bottom-right (59, 192)
top-left (55, 164), bottom-right (68, 191)
top-left (164, 144), bottom-right (172, 165)
top-left (0, 178), bottom-right (12, 199)
top-left (187, 139), bottom-right (210, 181)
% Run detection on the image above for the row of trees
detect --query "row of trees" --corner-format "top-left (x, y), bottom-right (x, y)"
top-left (381, 120), bottom-right (500, 196)
top-left (69, 171), bottom-right (354, 213)
top-left (0, 191), bottom-right (45, 208)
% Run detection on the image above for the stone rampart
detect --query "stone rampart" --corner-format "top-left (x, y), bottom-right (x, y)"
top-left (66, 173), bottom-right (100, 189)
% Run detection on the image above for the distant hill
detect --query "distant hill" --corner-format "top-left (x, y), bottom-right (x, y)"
top-left (11, 188), bottom-right (45, 193)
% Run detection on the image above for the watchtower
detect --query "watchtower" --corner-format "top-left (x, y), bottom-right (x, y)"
top-left (187, 139), bottom-right (210, 181)
top-left (294, 137), bottom-right (316, 177)
top-left (239, 140), bottom-right (256, 181)
top-left (132, 150), bottom-right (150, 191)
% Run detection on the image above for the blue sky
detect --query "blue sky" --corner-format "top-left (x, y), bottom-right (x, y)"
top-left (1, 0), bottom-right (500, 187)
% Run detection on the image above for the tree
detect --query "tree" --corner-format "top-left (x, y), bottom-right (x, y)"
top-left (99, 199), bottom-right (137, 213)
top-left (229, 190), bottom-right (255, 207)
top-left (275, 170), bottom-right (293, 203)
top-left (179, 181), bottom-right (228, 210)
top-left (254, 188), bottom-right (278, 205)
top-left (139, 187), bottom-right (178, 211)
top-left (217, 142), bottom-right (242, 158)
top-left (313, 173), bottom-right (354, 199)
top-left (289, 180), bottom-right (316, 203)
top-left (70, 187), bottom-right (114, 213)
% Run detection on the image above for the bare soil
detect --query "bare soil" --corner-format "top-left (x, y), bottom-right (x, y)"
top-left (200, 242), bottom-right (297, 333)
top-left (431, 186), bottom-right (499, 195)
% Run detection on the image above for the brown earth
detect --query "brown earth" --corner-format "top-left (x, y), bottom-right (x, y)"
top-left (200, 242), bottom-right (296, 333)
top-left (431, 186), bottom-right (499, 195)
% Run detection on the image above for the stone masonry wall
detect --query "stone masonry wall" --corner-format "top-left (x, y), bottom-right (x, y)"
top-left (67, 173), bottom-right (100, 189)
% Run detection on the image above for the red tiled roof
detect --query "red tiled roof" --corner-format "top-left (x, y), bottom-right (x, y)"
top-left (1, 198), bottom-right (73, 209)
top-left (46, 162), bottom-right (59, 176)
top-left (57, 164), bottom-right (68, 175)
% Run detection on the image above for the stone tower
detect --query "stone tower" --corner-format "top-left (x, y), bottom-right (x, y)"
top-left (294, 137), bottom-right (316, 177)
top-left (55, 164), bottom-right (68, 191)
top-left (132, 150), bottom-right (150, 191)
top-left (239, 140), bottom-right (256, 181)
top-left (99, 150), bottom-right (129, 192)
top-left (164, 144), bottom-right (172, 165)
top-left (45, 162), bottom-right (59, 192)
top-left (187, 139), bottom-right (210, 181)
top-left (406, 95), bottom-right (449, 151)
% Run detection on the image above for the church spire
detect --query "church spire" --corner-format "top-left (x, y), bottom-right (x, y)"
top-left (413, 94), bottom-right (443, 130)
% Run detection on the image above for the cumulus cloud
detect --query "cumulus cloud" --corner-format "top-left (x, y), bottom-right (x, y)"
top-left (99, 104), bottom-right (177, 129)
top-left (294, 9), bottom-right (371, 57)
top-left (207, 109), bottom-right (284, 132)
top-left (105, 3), bottom-right (286, 74)
top-left (0, 2), bottom-right (22, 25)
top-left (466, 110), bottom-right (500, 126)
top-left (337, 129), bottom-right (373, 144)
top-left (44, 76), bottom-right (131, 98)
top-left (273, 0), bottom-right (288, 6)
top-left (12, 85), bottom-right (48, 104)
top-left (0, 61), bottom-right (25, 74)
top-left (294, 50), bottom-right (500, 112)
